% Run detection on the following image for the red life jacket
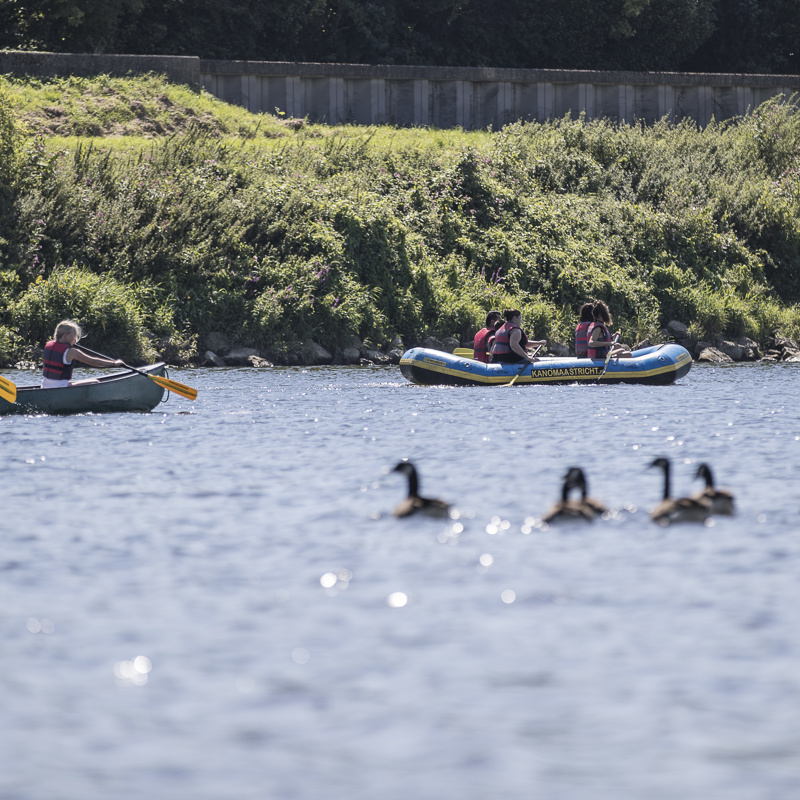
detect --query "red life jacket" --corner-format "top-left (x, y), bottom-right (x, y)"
top-left (473, 327), bottom-right (494, 363)
top-left (492, 321), bottom-right (528, 362)
top-left (575, 321), bottom-right (591, 357)
top-left (586, 322), bottom-right (611, 359)
top-left (43, 340), bottom-right (74, 381)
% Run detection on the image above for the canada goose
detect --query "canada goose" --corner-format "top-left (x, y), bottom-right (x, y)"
top-left (391, 461), bottom-right (451, 518)
top-left (649, 457), bottom-right (712, 525)
top-left (542, 467), bottom-right (600, 523)
top-left (692, 463), bottom-right (735, 515)
top-left (566, 466), bottom-right (608, 516)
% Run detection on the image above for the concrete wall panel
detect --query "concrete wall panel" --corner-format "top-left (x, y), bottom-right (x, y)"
top-left (475, 83), bottom-right (500, 129)
top-left (414, 80), bottom-right (430, 127)
top-left (537, 83), bottom-right (555, 122)
top-left (711, 86), bottom-right (739, 123)
top-left (430, 81), bottom-right (458, 129)
top-left (304, 78), bottom-right (330, 123)
top-left (513, 83), bottom-right (538, 124)
top-left (264, 77), bottom-right (286, 117)
top-left (633, 84), bottom-right (661, 124)
top-left (554, 83), bottom-right (581, 120)
top-left (675, 86), bottom-right (701, 126)
top-left (387, 81), bottom-right (416, 126)
top-left (343, 79), bottom-right (371, 124)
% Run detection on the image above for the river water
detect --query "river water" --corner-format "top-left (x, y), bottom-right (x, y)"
top-left (1, 361), bottom-right (799, 800)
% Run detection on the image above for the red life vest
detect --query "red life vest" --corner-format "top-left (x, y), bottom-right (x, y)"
top-left (586, 322), bottom-right (611, 359)
top-left (575, 321), bottom-right (591, 357)
top-left (492, 321), bottom-right (528, 362)
top-left (43, 340), bottom-right (74, 381)
top-left (473, 327), bottom-right (494, 363)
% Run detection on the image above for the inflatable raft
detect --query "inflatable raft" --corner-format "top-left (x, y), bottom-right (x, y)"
top-left (400, 343), bottom-right (692, 386)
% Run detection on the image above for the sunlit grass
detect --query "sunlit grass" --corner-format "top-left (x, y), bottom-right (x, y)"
top-left (2, 72), bottom-right (493, 154)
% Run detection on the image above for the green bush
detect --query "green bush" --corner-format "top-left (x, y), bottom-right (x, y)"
top-left (0, 325), bottom-right (22, 366)
top-left (11, 267), bottom-right (156, 362)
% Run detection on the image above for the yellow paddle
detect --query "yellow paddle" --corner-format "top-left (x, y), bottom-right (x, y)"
top-left (76, 345), bottom-right (198, 401)
top-left (506, 345), bottom-right (542, 387)
top-left (454, 348), bottom-right (474, 358)
top-left (0, 373), bottom-right (17, 404)
top-left (598, 333), bottom-right (621, 379)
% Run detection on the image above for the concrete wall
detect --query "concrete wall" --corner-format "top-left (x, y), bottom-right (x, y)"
top-left (2, 51), bottom-right (798, 128)
top-left (0, 50), bottom-right (200, 87)
top-left (200, 61), bottom-right (800, 128)
top-left (0, 50), bottom-right (200, 88)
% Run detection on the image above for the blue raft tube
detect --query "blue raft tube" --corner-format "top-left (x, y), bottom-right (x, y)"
top-left (399, 343), bottom-right (693, 386)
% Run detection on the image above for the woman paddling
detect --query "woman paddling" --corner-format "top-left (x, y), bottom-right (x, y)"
top-left (42, 320), bottom-right (125, 388)
top-left (586, 301), bottom-right (631, 360)
top-left (490, 309), bottom-right (545, 364)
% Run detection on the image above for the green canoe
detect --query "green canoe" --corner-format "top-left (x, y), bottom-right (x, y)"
top-left (0, 363), bottom-right (169, 415)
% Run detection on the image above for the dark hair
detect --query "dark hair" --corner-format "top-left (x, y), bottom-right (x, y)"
top-left (503, 308), bottom-right (521, 322)
top-left (485, 309), bottom-right (502, 327)
top-left (592, 300), bottom-right (611, 324)
top-left (579, 302), bottom-right (594, 323)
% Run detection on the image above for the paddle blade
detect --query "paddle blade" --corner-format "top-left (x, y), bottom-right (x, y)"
top-left (599, 334), bottom-right (621, 378)
top-left (454, 348), bottom-right (474, 358)
top-left (505, 345), bottom-right (540, 386)
top-left (147, 373), bottom-right (197, 401)
top-left (0, 374), bottom-right (17, 404)
top-left (506, 364), bottom-right (527, 387)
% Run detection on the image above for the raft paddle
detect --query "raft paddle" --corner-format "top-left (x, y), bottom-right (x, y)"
top-left (0, 373), bottom-right (17, 404)
top-left (598, 333), bottom-right (620, 380)
top-left (75, 345), bottom-right (198, 401)
top-left (506, 345), bottom-right (542, 387)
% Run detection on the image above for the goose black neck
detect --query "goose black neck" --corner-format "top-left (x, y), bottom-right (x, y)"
top-left (405, 467), bottom-right (419, 498)
top-left (661, 461), bottom-right (671, 500)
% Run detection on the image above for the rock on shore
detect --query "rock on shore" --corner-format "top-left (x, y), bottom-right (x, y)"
top-left (167, 323), bottom-right (800, 368)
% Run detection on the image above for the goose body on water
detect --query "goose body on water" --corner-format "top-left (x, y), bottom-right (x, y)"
top-left (649, 457), bottom-right (712, 525)
top-left (567, 466), bottom-right (608, 516)
top-left (692, 463), bottom-right (735, 515)
top-left (391, 461), bottom-right (451, 518)
top-left (543, 467), bottom-right (605, 523)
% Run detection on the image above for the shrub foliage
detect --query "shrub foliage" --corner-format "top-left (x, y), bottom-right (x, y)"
top-left (1, 75), bottom-right (800, 365)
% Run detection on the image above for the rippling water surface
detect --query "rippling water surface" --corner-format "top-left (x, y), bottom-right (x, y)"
top-left (2, 362), bottom-right (799, 799)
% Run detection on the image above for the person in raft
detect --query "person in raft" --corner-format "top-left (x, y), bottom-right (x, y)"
top-left (586, 301), bottom-right (631, 360)
top-left (491, 309), bottom-right (546, 364)
top-left (42, 320), bottom-right (125, 388)
top-left (574, 301), bottom-right (594, 358)
top-left (473, 309), bottom-right (503, 363)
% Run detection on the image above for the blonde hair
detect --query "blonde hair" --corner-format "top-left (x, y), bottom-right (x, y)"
top-left (53, 320), bottom-right (82, 342)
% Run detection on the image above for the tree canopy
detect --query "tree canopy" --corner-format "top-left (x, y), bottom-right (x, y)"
top-left (1, 0), bottom-right (798, 74)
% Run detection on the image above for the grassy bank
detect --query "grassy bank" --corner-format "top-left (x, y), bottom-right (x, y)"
top-left (1, 73), bottom-right (799, 366)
